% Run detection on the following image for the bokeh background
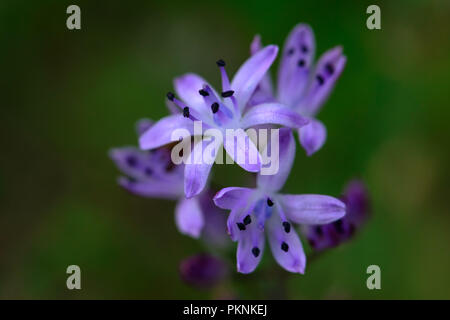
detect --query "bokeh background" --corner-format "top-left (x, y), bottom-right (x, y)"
top-left (1, 0), bottom-right (449, 299)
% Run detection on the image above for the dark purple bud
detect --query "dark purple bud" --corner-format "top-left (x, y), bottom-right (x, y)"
top-left (199, 89), bottom-right (209, 97)
top-left (243, 215), bottom-right (251, 225)
top-left (301, 45), bottom-right (308, 53)
top-left (281, 242), bottom-right (289, 252)
top-left (282, 221), bottom-right (291, 233)
top-left (267, 198), bottom-right (274, 207)
top-left (179, 254), bottom-right (228, 289)
top-left (297, 59), bottom-right (305, 67)
top-left (287, 48), bottom-right (295, 56)
top-left (304, 180), bottom-right (370, 252)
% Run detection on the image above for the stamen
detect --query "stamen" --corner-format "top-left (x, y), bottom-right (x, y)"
top-left (252, 247), bottom-right (260, 258)
top-left (221, 90), bottom-right (234, 98)
top-left (166, 92), bottom-right (175, 101)
top-left (237, 222), bottom-right (246, 231)
top-left (281, 242), bottom-right (289, 252)
top-left (198, 89), bottom-right (209, 97)
top-left (183, 106), bottom-right (190, 118)
top-left (216, 59), bottom-right (226, 67)
top-left (333, 219), bottom-right (344, 234)
top-left (325, 63), bottom-right (334, 75)
top-left (211, 102), bottom-right (219, 114)
top-left (267, 198), bottom-right (274, 207)
top-left (243, 215), bottom-right (252, 225)
top-left (315, 226), bottom-right (323, 236)
top-left (144, 167), bottom-right (153, 176)
top-left (316, 75), bottom-right (325, 85)
top-left (126, 156), bottom-right (137, 167)
top-left (282, 221), bottom-right (291, 233)
top-left (297, 59), bottom-right (305, 67)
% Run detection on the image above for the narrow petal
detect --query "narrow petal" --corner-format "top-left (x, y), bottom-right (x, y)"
top-left (300, 46), bottom-right (346, 115)
top-left (241, 103), bottom-right (308, 129)
top-left (174, 73), bottom-right (216, 111)
top-left (184, 139), bottom-right (216, 198)
top-left (223, 129), bottom-right (261, 172)
top-left (248, 35), bottom-right (274, 105)
top-left (118, 176), bottom-right (181, 200)
top-left (257, 128), bottom-right (296, 192)
top-left (279, 194), bottom-right (346, 225)
top-left (231, 45), bottom-right (278, 109)
top-left (298, 118), bottom-right (327, 156)
top-left (267, 211), bottom-right (306, 274)
top-left (213, 187), bottom-right (254, 210)
top-left (226, 197), bottom-right (258, 241)
top-left (139, 114), bottom-right (194, 150)
top-left (237, 220), bottom-right (265, 274)
top-left (277, 24), bottom-right (315, 106)
top-left (175, 197), bottom-right (204, 238)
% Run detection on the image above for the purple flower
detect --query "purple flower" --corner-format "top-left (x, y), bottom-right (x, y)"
top-left (179, 254), bottom-right (228, 289)
top-left (139, 45), bottom-right (308, 198)
top-left (109, 120), bottom-right (228, 240)
top-left (249, 24), bottom-right (347, 156)
top-left (213, 128), bottom-right (346, 274)
top-left (304, 180), bottom-right (370, 251)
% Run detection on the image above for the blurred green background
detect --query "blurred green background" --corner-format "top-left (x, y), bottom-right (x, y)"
top-left (1, 0), bottom-right (449, 299)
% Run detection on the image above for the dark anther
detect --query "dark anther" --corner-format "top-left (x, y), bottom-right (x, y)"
top-left (216, 59), bottom-right (226, 67)
top-left (144, 167), bottom-right (153, 176)
top-left (281, 242), bottom-right (289, 252)
top-left (237, 222), bottom-right (246, 231)
top-left (287, 48), bottom-right (295, 56)
top-left (316, 75), bottom-right (325, 85)
top-left (252, 247), bottom-right (260, 258)
top-left (243, 215), bottom-right (252, 225)
top-left (211, 102), bottom-right (219, 114)
top-left (199, 89), bottom-right (209, 97)
top-left (126, 156), bottom-right (137, 167)
top-left (301, 45), bottom-right (308, 53)
top-left (333, 219), bottom-right (344, 234)
top-left (166, 92), bottom-right (175, 101)
top-left (315, 226), bottom-right (323, 236)
top-left (267, 198), bottom-right (274, 207)
top-left (282, 221), bottom-right (291, 233)
top-left (325, 63), bottom-right (334, 75)
top-left (221, 90), bottom-right (234, 98)
top-left (183, 106), bottom-right (190, 118)
top-left (297, 59), bottom-right (305, 67)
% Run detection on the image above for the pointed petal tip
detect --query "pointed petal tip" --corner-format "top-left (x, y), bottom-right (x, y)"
top-left (265, 44), bottom-right (279, 56)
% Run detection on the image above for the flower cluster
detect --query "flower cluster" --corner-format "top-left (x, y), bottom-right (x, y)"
top-left (110, 23), bottom-right (365, 275)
